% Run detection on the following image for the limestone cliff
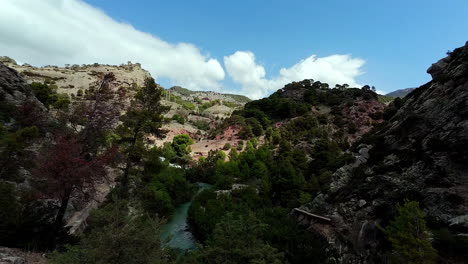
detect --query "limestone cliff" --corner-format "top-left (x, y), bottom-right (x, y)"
top-left (1, 57), bottom-right (150, 97)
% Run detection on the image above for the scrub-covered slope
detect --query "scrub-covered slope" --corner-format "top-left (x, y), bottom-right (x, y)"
top-left (303, 42), bottom-right (468, 263)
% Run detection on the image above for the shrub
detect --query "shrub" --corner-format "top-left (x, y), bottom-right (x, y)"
top-left (0, 182), bottom-right (72, 250)
top-left (191, 120), bottom-right (210, 131)
top-left (198, 213), bottom-right (285, 264)
top-left (51, 93), bottom-right (71, 110)
top-left (237, 141), bottom-right (244, 151)
top-left (172, 134), bottom-right (194, 157)
top-left (50, 200), bottom-right (170, 264)
top-left (383, 200), bottom-right (438, 263)
top-left (171, 114), bottom-right (185, 124)
top-left (347, 122), bottom-right (358, 134)
top-left (238, 125), bottom-right (253, 139)
top-left (223, 143), bottom-right (231, 150)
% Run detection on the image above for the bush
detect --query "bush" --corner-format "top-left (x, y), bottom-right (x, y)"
top-left (383, 200), bottom-right (438, 263)
top-left (30, 82), bottom-right (58, 108)
top-left (0, 182), bottom-right (72, 250)
top-left (238, 125), bottom-right (253, 139)
top-left (223, 143), bottom-right (231, 150)
top-left (51, 93), bottom-right (71, 110)
top-left (191, 120), bottom-right (210, 131)
top-left (245, 117), bottom-right (264, 136)
top-left (237, 141), bottom-right (244, 151)
top-left (198, 213), bottom-right (285, 264)
top-left (172, 134), bottom-right (194, 157)
top-left (347, 122), bottom-right (358, 134)
top-left (50, 200), bottom-right (171, 264)
top-left (171, 114), bottom-right (185, 124)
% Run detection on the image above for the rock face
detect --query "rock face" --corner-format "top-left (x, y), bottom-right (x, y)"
top-left (0, 247), bottom-right (46, 264)
top-left (0, 62), bottom-right (35, 106)
top-left (303, 42), bottom-right (468, 262)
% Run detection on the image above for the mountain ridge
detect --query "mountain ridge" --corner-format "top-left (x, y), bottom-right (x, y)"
top-left (385, 87), bottom-right (416, 97)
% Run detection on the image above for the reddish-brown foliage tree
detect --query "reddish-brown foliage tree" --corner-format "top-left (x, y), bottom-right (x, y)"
top-left (15, 100), bottom-right (47, 130)
top-left (33, 132), bottom-right (116, 248)
top-left (67, 73), bottom-right (125, 155)
top-left (32, 73), bottom-right (123, 248)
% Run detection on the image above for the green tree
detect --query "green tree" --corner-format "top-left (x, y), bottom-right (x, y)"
top-left (116, 77), bottom-right (169, 195)
top-left (383, 200), bottom-right (438, 264)
top-left (171, 114), bottom-right (185, 124)
top-left (229, 148), bottom-right (239, 161)
top-left (171, 134), bottom-right (194, 157)
top-left (30, 82), bottom-right (54, 107)
top-left (223, 143), bottom-right (231, 150)
top-left (50, 199), bottom-right (172, 264)
top-left (51, 93), bottom-right (71, 110)
top-left (199, 213), bottom-right (284, 264)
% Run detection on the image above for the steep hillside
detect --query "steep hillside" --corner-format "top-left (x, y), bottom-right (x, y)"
top-left (301, 42), bottom-right (468, 262)
top-left (214, 80), bottom-right (385, 148)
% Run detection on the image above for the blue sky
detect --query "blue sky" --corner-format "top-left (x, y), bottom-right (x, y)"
top-left (1, 0), bottom-right (467, 97)
top-left (85, 0), bottom-right (468, 93)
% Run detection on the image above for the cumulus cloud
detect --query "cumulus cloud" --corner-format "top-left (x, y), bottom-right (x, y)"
top-left (224, 51), bottom-right (365, 99)
top-left (0, 0), bottom-right (225, 90)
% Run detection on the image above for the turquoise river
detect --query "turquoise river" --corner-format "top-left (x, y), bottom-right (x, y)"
top-left (160, 183), bottom-right (212, 250)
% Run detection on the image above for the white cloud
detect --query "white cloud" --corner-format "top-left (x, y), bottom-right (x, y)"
top-left (0, 0), bottom-right (225, 90)
top-left (224, 51), bottom-right (366, 99)
top-left (376, 90), bottom-right (386, 95)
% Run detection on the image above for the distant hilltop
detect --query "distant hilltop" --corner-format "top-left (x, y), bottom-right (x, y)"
top-left (169, 86), bottom-right (251, 104)
top-left (385, 87), bottom-right (416, 97)
top-left (0, 56), bottom-right (250, 105)
top-left (0, 56), bottom-right (151, 98)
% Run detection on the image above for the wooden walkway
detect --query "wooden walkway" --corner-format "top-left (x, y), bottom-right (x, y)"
top-left (293, 208), bottom-right (331, 222)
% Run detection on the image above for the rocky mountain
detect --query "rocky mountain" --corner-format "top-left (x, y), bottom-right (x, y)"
top-left (3, 42), bottom-right (467, 262)
top-left (1, 56), bottom-right (252, 159)
top-left (0, 60), bottom-right (44, 108)
top-left (385, 87), bottom-right (416, 97)
top-left (301, 42), bottom-right (468, 262)
top-left (169, 86), bottom-right (251, 104)
top-left (226, 80), bottom-right (386, 146)
top-left (0, 56), bottom-right (151, 98)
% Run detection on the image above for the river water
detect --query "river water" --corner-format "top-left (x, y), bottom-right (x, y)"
top-left (160, 182), bottom-right (211, 250)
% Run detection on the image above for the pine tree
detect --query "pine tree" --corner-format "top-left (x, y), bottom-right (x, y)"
top-left (384, 200), bottom-right (438, 264)
top-left (116, 77), bottom-right (169, 195)
top-left (199, 213), bottom-right (284, 264)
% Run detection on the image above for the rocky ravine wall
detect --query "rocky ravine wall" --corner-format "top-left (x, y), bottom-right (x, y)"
top-left (301, 42), bottom-right (468, 263)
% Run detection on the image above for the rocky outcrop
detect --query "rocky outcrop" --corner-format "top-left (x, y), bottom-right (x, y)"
top-left (0, 62), bottom-right (34, 106)
top-left (169, 86), bottom-right (251, 104)
top-left (0, 247), bottom-right (46, 264)
top-left (302, 42), bottom-right (468, 262)
top-left (2, 58), bottom-right (151, 98)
